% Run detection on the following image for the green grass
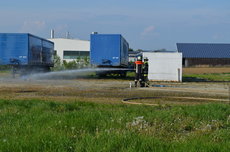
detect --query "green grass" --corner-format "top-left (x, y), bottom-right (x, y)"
top-left (0, 65), bottom-right (11, 71)
top-left (183, 73), bottom-right (230, 82)
top-left (0, 99), bottom-right (230, 152)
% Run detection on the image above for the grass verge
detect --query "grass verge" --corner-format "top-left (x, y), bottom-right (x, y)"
top-left (0, 99), bottom-right (230, 151)
top-left (183, 73), bottom-right (230, 82)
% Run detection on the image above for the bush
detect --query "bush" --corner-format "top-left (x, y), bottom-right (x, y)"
top-left (63, 56), bottom-right (90, 70)
top-left (51, 55), bottom-right (91, 71)
top-left (51, 54), bottom-right (64, 71)
top-left (0, 65), bottom-right (11, 71)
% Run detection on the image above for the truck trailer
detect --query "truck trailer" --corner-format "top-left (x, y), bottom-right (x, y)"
top-left (90, 33), bottom-right (129, 67)
top-left (0, 33), bottom-right (54, 75)
top-left (90, 33), bottom-right (131, 76)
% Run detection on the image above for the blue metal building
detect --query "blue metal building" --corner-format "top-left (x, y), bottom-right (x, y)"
top-left (177, 43), bottom-right (230, 67)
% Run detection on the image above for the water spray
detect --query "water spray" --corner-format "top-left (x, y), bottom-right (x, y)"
top-left (26, 68), bottom-right (130, 80)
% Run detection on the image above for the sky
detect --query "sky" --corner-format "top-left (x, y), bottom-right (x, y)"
top-left (1, 0), bottom-right (230, 50)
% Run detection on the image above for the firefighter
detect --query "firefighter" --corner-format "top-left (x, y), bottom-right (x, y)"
top-left (134, 55), bottom-right (145, 87)
top-left (143, 57), bottom-right (149, 87)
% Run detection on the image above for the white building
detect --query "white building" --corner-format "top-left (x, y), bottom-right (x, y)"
top-left (48, 38), bottom-right (90, 62)
top-left (143, 52), bottom-right (182, 82)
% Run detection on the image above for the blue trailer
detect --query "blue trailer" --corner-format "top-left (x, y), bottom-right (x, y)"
top-left (0, 33), bottom-right (54, 75)
top-left (90, 33), bottom-right (129, 67)
top-left (90, 33), bottom-right (131, 76)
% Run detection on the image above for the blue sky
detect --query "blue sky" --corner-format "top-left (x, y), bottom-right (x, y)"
top-left (1, 0), bottom-right (230, 50)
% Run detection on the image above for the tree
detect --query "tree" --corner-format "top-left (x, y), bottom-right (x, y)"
top-left (51, 54), bottom-right (64, 71)
top-left (154, 48), bottom-right (167, 52)
top-left (129, 48), bottom-right (134, 52)
top-left (136, 49), bottom-right (144, 52)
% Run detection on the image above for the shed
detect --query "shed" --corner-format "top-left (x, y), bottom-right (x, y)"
top-left (143, 52), bottom-right (182, 82)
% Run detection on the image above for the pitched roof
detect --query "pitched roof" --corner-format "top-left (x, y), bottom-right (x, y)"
top-left (177, 43), bottom-right (230, 58)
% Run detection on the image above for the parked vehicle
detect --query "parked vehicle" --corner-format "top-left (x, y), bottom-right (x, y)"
top-left (0, 33), bottom-right (54, 76)
top-left (90, 33), bottom-right (131, 76)
top-left (90, 33), bottom-right (129, 67)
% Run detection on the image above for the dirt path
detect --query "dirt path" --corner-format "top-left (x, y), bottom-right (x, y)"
top-left (0, 76), bottom-right (229, 105)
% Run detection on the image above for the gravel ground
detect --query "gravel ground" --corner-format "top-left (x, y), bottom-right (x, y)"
top-left (0, 72), bottom-right (229, 105)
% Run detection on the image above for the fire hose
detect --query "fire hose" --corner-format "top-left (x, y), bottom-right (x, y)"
top-left (122, 96), bottom-right (229, 106)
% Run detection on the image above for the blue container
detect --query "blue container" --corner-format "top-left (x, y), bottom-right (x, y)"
top-left (90, 34), bottom-right (129, 67)
top-left (0, 33), bottom-right (54, 66)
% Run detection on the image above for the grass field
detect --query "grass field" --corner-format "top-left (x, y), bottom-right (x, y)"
top-left (0, 68), bottom-right (229, 151)
top-left (183, 67), bottom-right (230, 82)
top-left (183, 73), bottom-right (230, 82)
top-left (183, 67), bottom-right (230, 74)
top-left (0, 99), bottom-right (230, 152)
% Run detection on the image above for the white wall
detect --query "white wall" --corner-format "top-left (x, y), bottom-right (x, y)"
top-left (48, 38), bottom-right (90, 62)
top-left (143, 52), bottom-right (182, 82)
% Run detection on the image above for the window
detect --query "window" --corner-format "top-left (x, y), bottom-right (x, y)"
top-left (63, 51), bottom-right (89, 59)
